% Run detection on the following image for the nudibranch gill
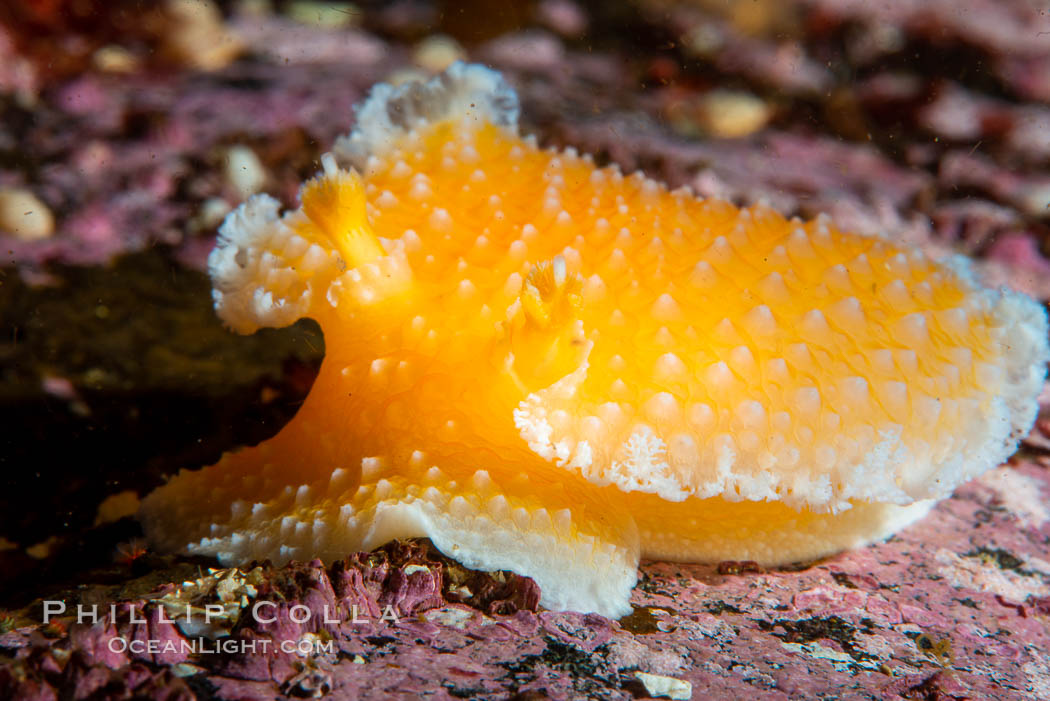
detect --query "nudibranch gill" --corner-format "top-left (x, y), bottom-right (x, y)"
top-left (141, 63), bottom-right (1049, 617)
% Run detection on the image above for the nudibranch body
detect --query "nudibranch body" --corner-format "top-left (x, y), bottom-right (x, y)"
top-left (141, 63), bottom-right (1049, 617)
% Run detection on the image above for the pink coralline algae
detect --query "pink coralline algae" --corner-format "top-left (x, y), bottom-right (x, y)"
top-left (0, 541), bottom-right (544, 700)
top-left (4, 458), bottom-right (1050, 700)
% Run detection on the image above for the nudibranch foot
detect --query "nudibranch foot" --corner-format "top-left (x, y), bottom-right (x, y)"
top-left (141, 422), bottom-right (641, 617)
top-left (141, 62), bottom-right (1049, 618)
top-left (632, 494), bottom-right (936, 564)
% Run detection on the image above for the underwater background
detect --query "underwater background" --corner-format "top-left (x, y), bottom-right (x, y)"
top-left (1, 1), bottom-right (1049, 698)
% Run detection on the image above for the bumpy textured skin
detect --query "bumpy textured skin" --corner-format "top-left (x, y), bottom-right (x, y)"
top-left (140, 63), bottom-right (1049, 617)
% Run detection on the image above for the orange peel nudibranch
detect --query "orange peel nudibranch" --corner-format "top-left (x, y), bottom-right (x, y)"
top-left (141, 62), bottom-right (1049, 618)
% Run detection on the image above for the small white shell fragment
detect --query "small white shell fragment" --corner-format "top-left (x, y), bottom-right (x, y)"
top-left (0, 188), bottom-right (54, 241)
top-left (224, 145), bottom-right (267, 199)
top-left (634, 671), bottom-right (692, 700)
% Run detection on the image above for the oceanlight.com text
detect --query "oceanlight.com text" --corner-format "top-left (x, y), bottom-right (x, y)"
top-left (107, 636), bottom-right (335, 656)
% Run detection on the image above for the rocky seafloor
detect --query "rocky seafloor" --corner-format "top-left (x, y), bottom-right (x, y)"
top-left (1, 0), bottom-right (1049, 698)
